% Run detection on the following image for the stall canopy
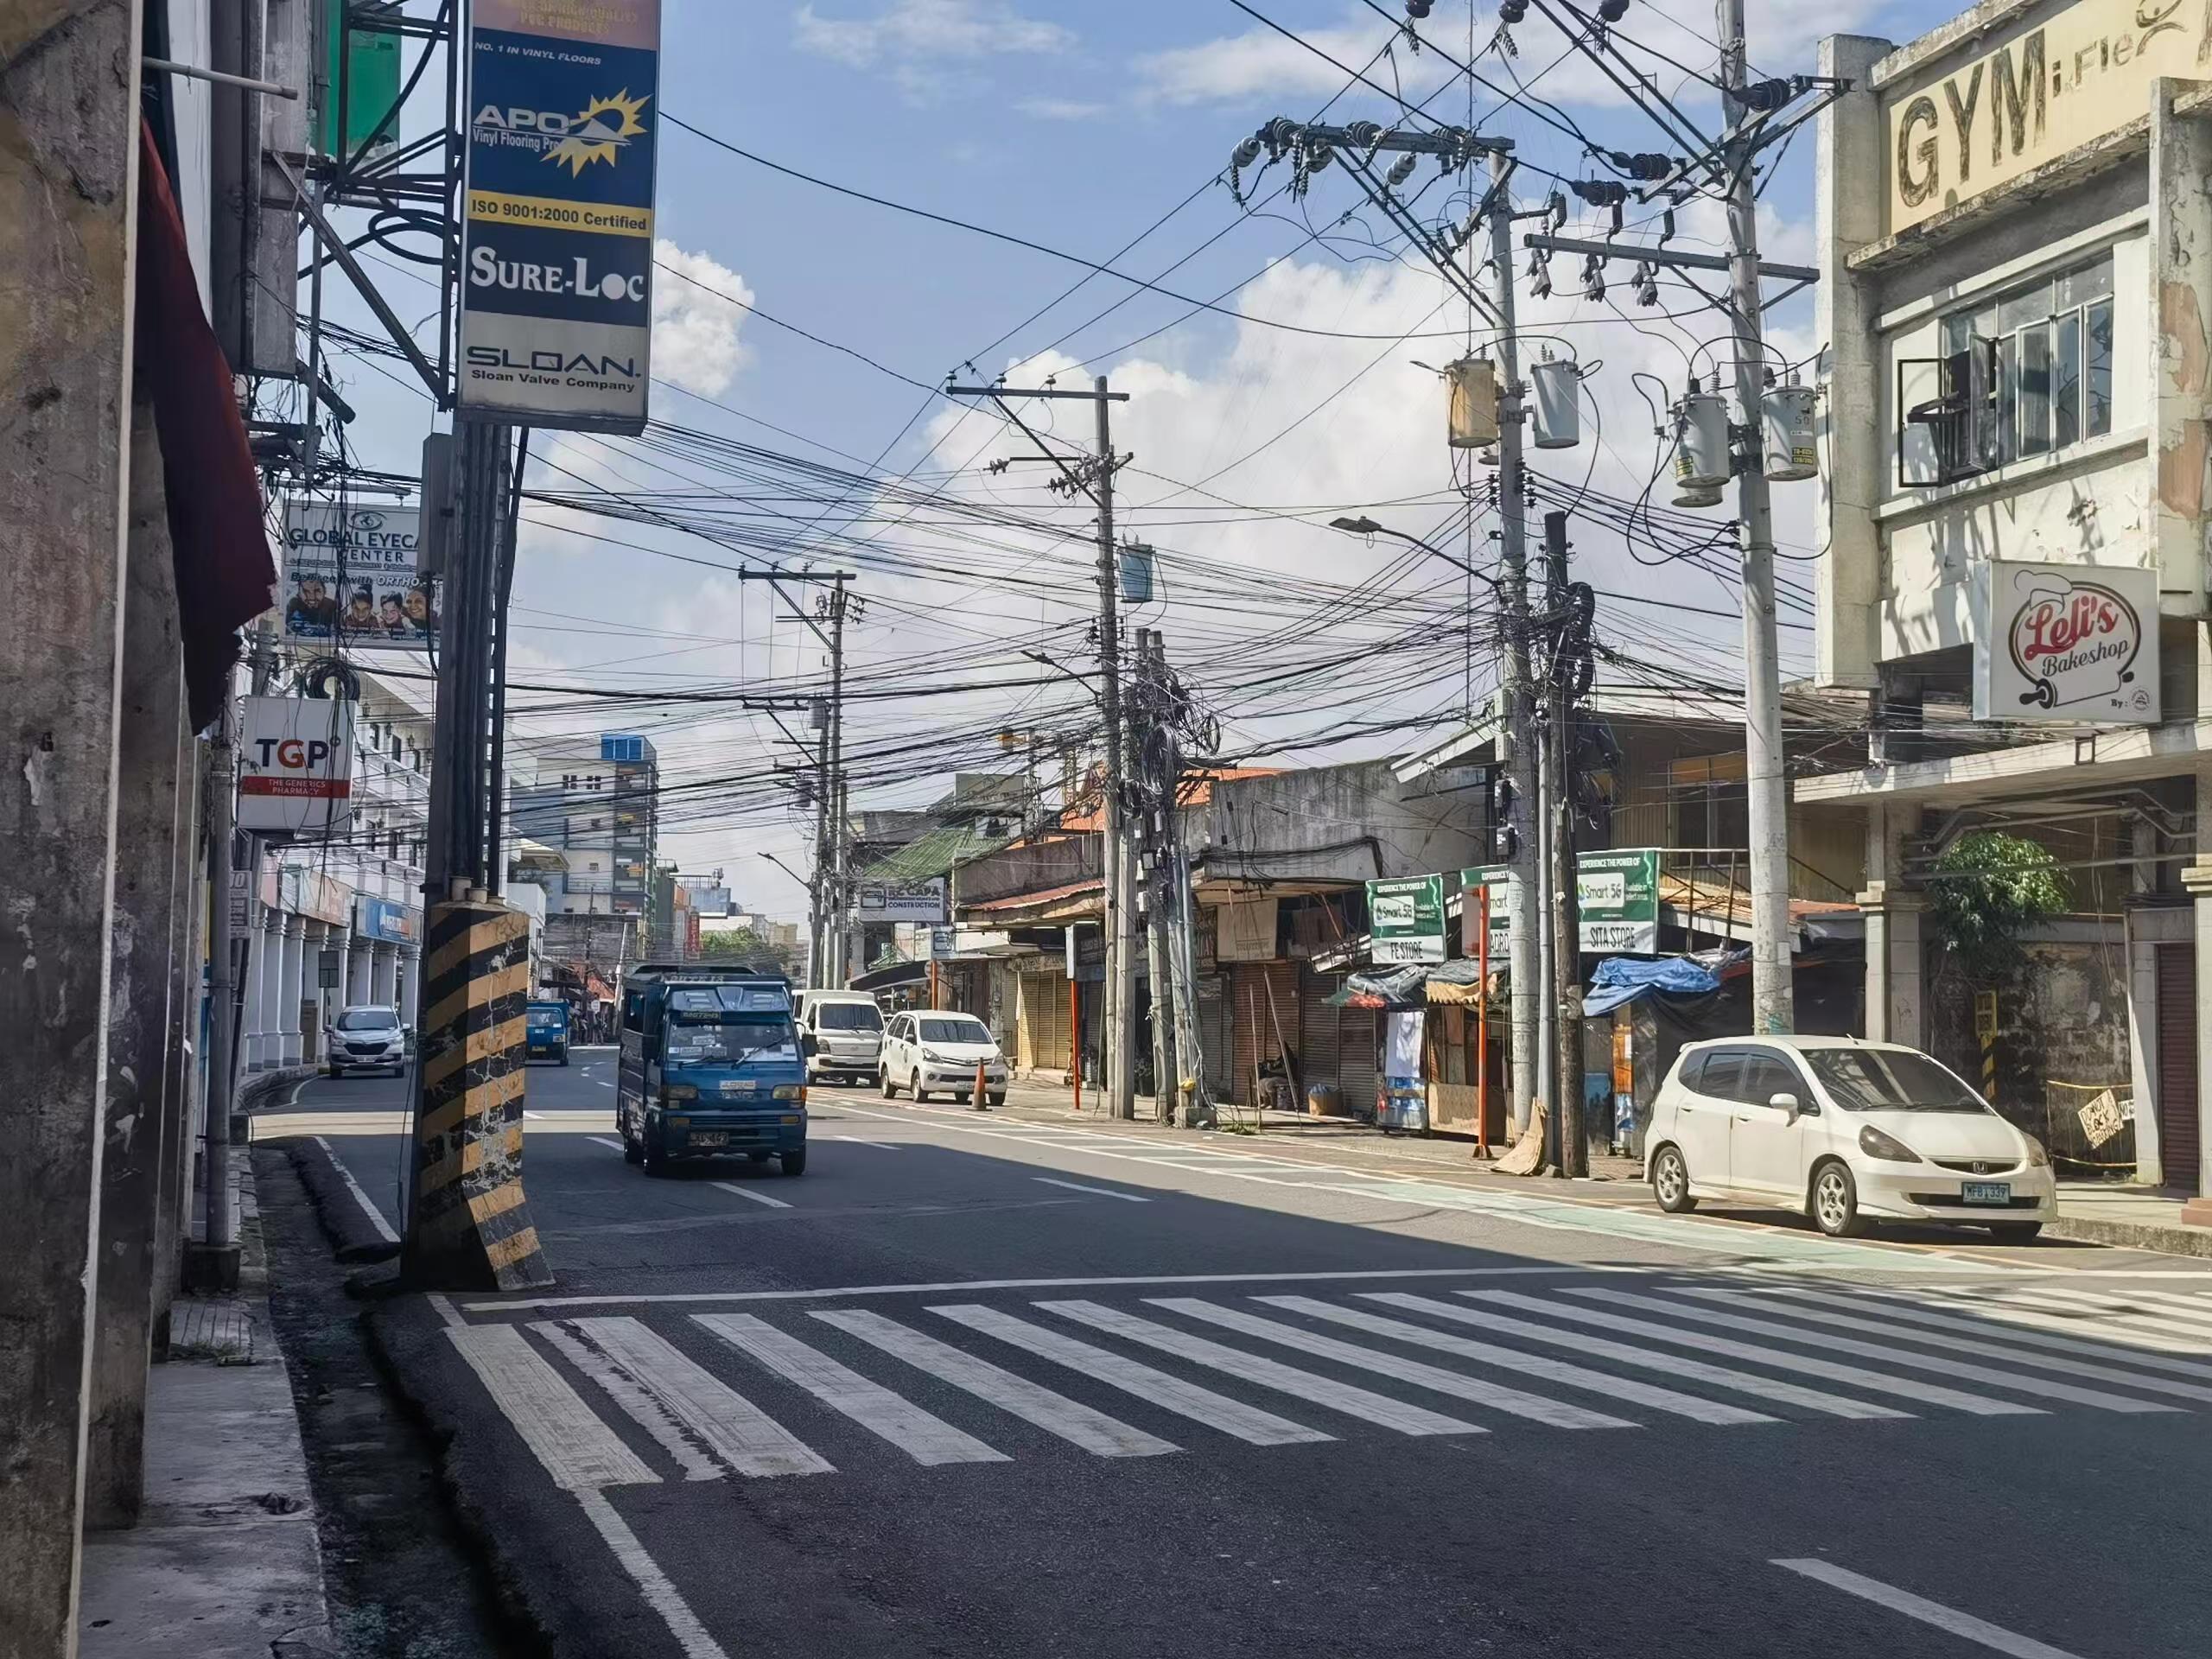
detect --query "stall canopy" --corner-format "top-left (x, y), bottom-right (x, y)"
top-left (1582, 949), bottom-right (1746, 1016)
top-left (1328, 957), bottom-right (1489, 1009)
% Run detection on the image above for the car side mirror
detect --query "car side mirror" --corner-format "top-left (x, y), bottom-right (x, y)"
top-left (1769, 1091), bottom-right (1801, 1122)
top-left (802, 1033), bottom-right (818, 1055)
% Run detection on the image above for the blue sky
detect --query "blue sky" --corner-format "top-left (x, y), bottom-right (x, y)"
top-left (323, 1), bottom-right (1951, 924)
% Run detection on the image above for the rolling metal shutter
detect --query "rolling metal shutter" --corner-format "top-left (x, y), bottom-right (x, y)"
top-left (1300, 967), bottom-right (1342, 1107)
top-left (1021, 972), bottom-right (1071, 1075)
top-left (1229, 962), bottom-right (1300, 1106)
top-left (2157, 944), bottom-right (2200, 1194)
top-left (1338, 1006), bottom-right (1379, 1119)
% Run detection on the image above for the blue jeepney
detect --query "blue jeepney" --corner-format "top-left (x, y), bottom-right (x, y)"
top-left (616, 965), bottom-right (808, 1176)
top-left (524, 1000), bottom-right (571, 1065)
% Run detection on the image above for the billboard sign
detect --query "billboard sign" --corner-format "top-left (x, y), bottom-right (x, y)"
top-left (1367, 874), bottom-right (1446, 965)
top-left (930, 925), bottom-right (957, 960)
top-left (1462, 865), bottom-right (1516, 963)
top-left (238, 697), bottom-right (353, 835)
top-left (281, 500), bottom-right (433, 649)
top-left (854, 879), bottom-right (946, 923)
top-left (690, 885), bottom-right (732, 918)
top-left (1973, 560), bottom-right (2159, 723)
top-left (458, 0), bottom-right (662, 431)
top-left (1577, 849), bottom-right (1661, 954)
top-left (356, 894), bottom-right (418, 944)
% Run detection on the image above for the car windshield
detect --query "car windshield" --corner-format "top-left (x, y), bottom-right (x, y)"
top-left (528, 1006), bottom-right (563, 1023)
top-left (1803, 1049), bottom-right (1990, 1113)
top-left (817, 1003), bottom-right (882, 1032)
top-left (920, 1017), bottom-right (991, 1045)
top-left (335, 1008), bottom-right (397, 1031)
top-left (665, 1014), bottom-right (798, 1069)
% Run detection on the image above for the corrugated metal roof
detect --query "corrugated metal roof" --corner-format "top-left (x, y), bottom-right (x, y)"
top-left (858, 821), bottom-right (1011, 883)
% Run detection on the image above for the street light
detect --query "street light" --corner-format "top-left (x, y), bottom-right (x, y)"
top-left (1329, 515), bottom-right (1503, 591)
top-left (756, 850), bottom-right (812, 890)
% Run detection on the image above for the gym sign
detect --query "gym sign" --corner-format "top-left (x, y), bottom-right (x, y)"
top-left (1883, 0), bottom-right (2212, 236)
top-left (1972, 560), bottom-right (2160, 722)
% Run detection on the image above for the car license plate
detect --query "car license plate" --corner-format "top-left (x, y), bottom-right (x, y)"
top-left (719, 1080), bottom-right (756, 1094)
top-left (1961, 1181), bottom-right (2012, 1205)
top-left (690, 1132), bottom-right (728, 1148)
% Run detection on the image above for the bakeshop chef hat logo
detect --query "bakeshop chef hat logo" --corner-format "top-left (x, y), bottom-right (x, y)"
top-left (2006, 570), bottom-right (2145, 712)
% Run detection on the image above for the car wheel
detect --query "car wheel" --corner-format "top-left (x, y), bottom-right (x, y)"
top-left (1810, 1160), bottom-right (1866, 1237)
top-left (643, 1124), bottom-right (670, 1178)
top-left (621, 1122), bottom-right (645, 1166)
top-left (912, 1071), bottom-right (929, 1103)
top-left (780, 1148), bottom-right (807, 1177)
top-left (327, 1065), bottom-right (342, 1079)
top-left (880, 1068), bottom-right (899, 1098)
top-left (1650, 1145), bottom-right (1696, 1213)
top-left (987, 1092), bottom-right (1006, 1109)
top-left (558, 1052), bottom-right (569, 1067)
top-left (1986, 1221), bottom-right (2044, 1244)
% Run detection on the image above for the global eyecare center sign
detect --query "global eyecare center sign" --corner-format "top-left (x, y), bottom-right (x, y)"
top-left (460, 1), bottom-right (661, 432)
top-left (1884, 0), bottom-right (2212, 237)
top-left (1367, 875), bottom-right (1447, 965)
top-left (1973, 560), bottom-right (2159, 722)
top-left (281, 500), bottom-right (433, 649)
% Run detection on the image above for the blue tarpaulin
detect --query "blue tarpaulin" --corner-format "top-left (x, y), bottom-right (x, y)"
top-left (1582, 953), bottom-right (1726, 1016)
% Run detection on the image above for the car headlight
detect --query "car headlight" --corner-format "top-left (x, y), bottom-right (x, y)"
top-left (920, 1049), bottom-right (944, 1065)
top-left (772, 1084), bottom-right (804, 1102)
top-left (2024, 1138), bottom-right (2050, 1167)
top-left (1858, 1125), bottom-right (1920, 1162)
top-left (664, 1083), bottom-right (698, 1102)
top-left (667, 1116), bottom-right (690, 1129)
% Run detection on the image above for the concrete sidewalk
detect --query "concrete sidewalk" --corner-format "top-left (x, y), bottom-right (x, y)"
top-left (2050, 1183), bottom-right (2212, 1258)
top-left (77, 1153), bottom-right (338, 1658)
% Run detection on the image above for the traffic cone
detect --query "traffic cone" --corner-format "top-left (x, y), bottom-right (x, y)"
top-left (973, 1059), bottom-right (989, 1110)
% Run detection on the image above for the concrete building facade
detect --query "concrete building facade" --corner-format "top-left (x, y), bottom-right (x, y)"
top-left (1810, 0), bottom-right (2212, 1198)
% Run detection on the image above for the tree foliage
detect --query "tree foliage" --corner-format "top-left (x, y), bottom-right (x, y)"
top-left (1926, 831), bottom-right (2069, 985)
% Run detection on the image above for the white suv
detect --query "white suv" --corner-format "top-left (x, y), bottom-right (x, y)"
top-left (327, 1005), bottom-right (407, 1078)
top-left (880, 1011), bottom-right (1007, 1106)
top-left (796, 989), bottom-right (884, 1086)
top-left (1644, 1036), bottom-right (2054, 1242)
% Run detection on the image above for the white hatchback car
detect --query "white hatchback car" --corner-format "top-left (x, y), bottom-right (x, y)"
top-left (1645, 1036), bottom-right (2055, 1241)
top-left (879, 1011), bottom-right (1007, 1107)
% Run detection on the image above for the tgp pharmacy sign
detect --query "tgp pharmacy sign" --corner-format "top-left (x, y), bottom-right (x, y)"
top-left (237, 698), bottom-right (353, 836)
top-left (1974, 560), bottom-right (2159, 723)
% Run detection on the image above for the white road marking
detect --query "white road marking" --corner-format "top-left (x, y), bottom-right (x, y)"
top-left (1929, 1287), bottom-right (2212, 1355)
top-left (1995, 1284), bottom-right (2212, 1346)
top-left (931, 1303), bottom-right (1332, 1447)
top-left (824, 1135), bottom-right (900, 1149)
top-left (713, 1181), bottom-right (793, 1209)
top-left (695, 1313), bottom-right (1006, 1466)
top-left (1038, 1300), bottom-right (1485, 1438)
top-left (1822, 1284), bottom-right (2212, 1382)
top-left (816, 1309), bottom-right (1178, 1459)
top-left (2120, 1287), bottom-right (2212, 1325)
top-left (575, 1490), bottom-right (731, 1659)
top-left (589, 1137), bottom-right (626, 1153)
top-left (445, 1325), bottom-right (658, 1490)
top-left (1033, 1177), bottom-right (1150, 1203)
top-left (596, 1078), bottom-right (615, 1087)
top-left (1770, 1559), bottom-right (2087, 1659)
top-left (1504, 1291), bottom-right (2042, 1417)
top-left (539, 1317), bottom-right (832, 1479)
top-left (1369, 1293), bottom-right (1909, 1421)
top-left (463, 1264), bottom-right (1610, 1313)
top-left (1260, 1295), bottom-right (1775, 1427)
top-left (1688, 1287), bottom-right (2212, 1405)
top-left (426, 1293), bottom-right (464, 1332)
top-left (1585, 1289), bottom-right (2178, 1414)
top-left (313, 1135), bottom-right (399, 1243)
top-left (1150, 1298), bottom-right (1635, 1430)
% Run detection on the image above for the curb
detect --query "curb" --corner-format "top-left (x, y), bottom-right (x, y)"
top-left (2046, 1214), bottom-right (2212, 1258)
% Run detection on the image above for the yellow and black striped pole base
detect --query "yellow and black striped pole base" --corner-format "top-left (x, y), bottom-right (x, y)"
top-left (403, 898), bottom-right (552, 1289)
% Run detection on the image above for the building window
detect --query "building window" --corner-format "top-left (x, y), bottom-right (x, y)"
top-left (1939, 253), bottom-right (2113, 472)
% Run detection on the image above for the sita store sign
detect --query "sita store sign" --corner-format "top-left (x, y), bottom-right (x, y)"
top-left (237, 697), bottom-right (355, 835)
top-left (1974, 561), bottom-right (2159, 724)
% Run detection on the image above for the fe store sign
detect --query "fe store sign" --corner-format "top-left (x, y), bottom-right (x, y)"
top-left (1973, 560), bottom-right (2160, 723)
top-left (238, 697), bottom-right (354, 836)
top-left (459, 0), bottom-right (661, 432)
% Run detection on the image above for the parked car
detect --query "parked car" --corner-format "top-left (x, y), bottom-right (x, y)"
top-left (525, 1000), bottom-right (570, 1065)
top-left (326, 1005), bottom-right (407, 1078)
top-left (879, 1010), bottom-right (1007, 1106)
top-left (794, 988), bottom-right (884, 1086)
top-left (1644, 1036), bottom-right (2054, 1241)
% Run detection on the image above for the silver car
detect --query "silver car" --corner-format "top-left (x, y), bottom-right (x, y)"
top-left (327, 1005), bottom-right (408, 1078)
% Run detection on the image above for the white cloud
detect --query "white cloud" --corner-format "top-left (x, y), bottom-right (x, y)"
top-left (793, 1), bottom-right (1074, 69)
top-left (1016, 95), bottom-right (1108, 121)
top-left (652, 239), bottom-right (752, 397)
top-left (1134, 15), bottom-right (1377, 108)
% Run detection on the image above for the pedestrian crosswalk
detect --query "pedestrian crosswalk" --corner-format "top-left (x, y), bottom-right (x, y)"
top-left (447, 1277), bottom-right (2212, 1493)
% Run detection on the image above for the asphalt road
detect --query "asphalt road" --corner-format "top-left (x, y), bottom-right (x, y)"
top-left (261, 1053), bottom-right (2212, 1659)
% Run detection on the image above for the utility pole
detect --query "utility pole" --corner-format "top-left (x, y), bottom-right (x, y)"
top-left (1543, 510), bottom-right (1586, 1179)
top-left (826, 583), bottom-right (849, 984)
top-left (1135, 631), bottom-right (1177, 1122)
top-left (1485, 149), bottom-right (1543, 1137)
top-left (944, 377), bottom-right (1135, 1118)
top-left (1719, 0), bottom-right (1795, 1036)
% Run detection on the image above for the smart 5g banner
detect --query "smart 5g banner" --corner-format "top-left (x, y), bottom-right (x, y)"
top-left (459, 0), bottom-right (661, 431)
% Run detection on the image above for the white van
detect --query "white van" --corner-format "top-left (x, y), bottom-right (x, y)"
top-left (794, 989), bottom-right (885, 1086)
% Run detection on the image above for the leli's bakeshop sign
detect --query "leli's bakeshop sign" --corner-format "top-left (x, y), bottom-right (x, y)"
top-left (1973, 560), bottom-right (2160, 722)
top-left (1882, 0), bottom-right (2212, 237)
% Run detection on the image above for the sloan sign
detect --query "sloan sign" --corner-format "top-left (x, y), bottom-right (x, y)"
top-left (238, 697), bottom-right (355, 835)
top-left (1973, 561), bottom-right (2159, 723)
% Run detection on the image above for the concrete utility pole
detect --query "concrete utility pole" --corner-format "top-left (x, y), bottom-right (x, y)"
top-left (1485, 149), bottom-right (1543, 1135)
top-left (1718, 0), bottom-right (1795, 1035)
top-left (825, 584), bottom-right (849, 984)
top-left (1135, 631), bottom-right (1178, 1122)
top-left (944, 377), bottom-right (1135, 1116)
top-left (0, 3), bottom-right (142, 1644)
top-left (1543, 510), bottom-right (1586, 1179)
